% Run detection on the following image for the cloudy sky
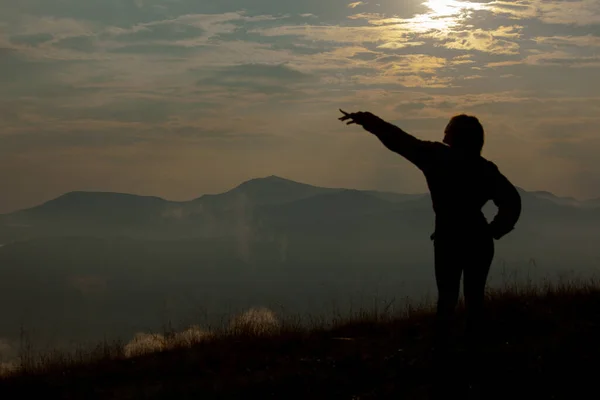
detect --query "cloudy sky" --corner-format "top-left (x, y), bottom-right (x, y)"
top-left (1, 0), bottom-right (599, 212)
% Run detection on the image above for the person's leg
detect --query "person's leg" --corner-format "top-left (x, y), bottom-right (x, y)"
top-left (463, 237), bottom-right (494, 347)
top-left (430, 238), bottom-right (464, 399)
top-left (433, 238), bottom-right (463, 353)
top-left (462, 236), bottom-right (494, 388)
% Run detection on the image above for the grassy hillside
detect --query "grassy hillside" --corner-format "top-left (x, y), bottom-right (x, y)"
top-left (1, 279), bottom-right (599, 399)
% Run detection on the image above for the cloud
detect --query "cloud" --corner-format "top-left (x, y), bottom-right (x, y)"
top-left (110, 21), bottom-right (206, 42)
top-left (348, 1), bottom-right (368, 8)
top-left (2, 0), bottom-right (171, 27)
top-left (252, 23), bottom-right (406, 45)
top-left (253, 12), bottom-right (523, 58)
top-left (534, 120), bottom-right (600, 140)
top-left (210, 63), bottom-right (311, 81)
top-left (376, 54), bottom-right (448, 74)
top-left (485, 60), bottom-right (522, 68)
top-left (196, 63), bottom-right (315, 95)
top-left (5, 15), bottom-right (95, 38)
top-left (533, 35), bottom-right (600, 48)
top-left (108, 43), bottom-right (203, 56)
top-left (9, 33), bottom-right (53, 46)
top-left (488, 0), bottom-right (600, 25)
top-left (106, 12), bottom-right (250, 43)
top-left (0, 47), bottom-right (83, 91)
top-left (376, 41), bottom-right (425, 50)
top-left (59, 98), bottom-right (183, 123)
top-left (427, 25), bottom-right (522, 54)
top-left (53, 35), bottom-right (98, 52)
top-left (394, 101), bottom-right (427, 112)
top-left (523, 50), bottom-right (600, 68)
top-left (533, 0), bottom-right (600, 26)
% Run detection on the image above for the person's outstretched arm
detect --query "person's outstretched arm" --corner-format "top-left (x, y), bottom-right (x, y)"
top-left (339, 110), bottom-right (433, 168)
top-left (488, 168), bottom-right (522, 240)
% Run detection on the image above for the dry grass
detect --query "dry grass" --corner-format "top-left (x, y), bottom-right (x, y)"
top-left (1, 277), bottom-right (599, 399)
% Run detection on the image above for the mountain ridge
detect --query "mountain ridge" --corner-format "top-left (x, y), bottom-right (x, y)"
top-left (1, 175), bottom-right (585, 217)
top-left (1, 175), bottom-right (598, 245)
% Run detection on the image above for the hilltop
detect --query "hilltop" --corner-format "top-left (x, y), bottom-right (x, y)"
top-left (1, 280), bottom-right (599, 399)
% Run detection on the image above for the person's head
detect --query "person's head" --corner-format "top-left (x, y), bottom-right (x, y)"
top-left (443, 114), bottom-right (484, 154)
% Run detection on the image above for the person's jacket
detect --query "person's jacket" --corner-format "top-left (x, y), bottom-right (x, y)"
top-left (360, 115), bottom-right (521, 240)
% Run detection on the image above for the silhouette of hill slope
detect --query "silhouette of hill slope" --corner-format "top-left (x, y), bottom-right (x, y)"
top-left (9, 191), bottom-right (174, 223)
top-left (0, 282), bottom-right (598, 399)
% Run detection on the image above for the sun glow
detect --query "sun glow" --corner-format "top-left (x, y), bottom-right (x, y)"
top-left (404, 0), bottom-right (487, 32)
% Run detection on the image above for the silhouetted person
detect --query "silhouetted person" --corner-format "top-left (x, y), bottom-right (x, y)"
top-left (338, 110), bottom-right (521, 392)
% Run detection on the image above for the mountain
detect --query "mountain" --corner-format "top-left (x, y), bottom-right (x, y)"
top-left (363, 191), bottom-right (426, 203)
top-left (526, 190), bottom-right (600, 210)
top-left (263, 189), bottom-right (395, 222)
top-left (9, 191), bottom-right (173, 221)
top-left (0, 192), bottom-right (180, 242)
top-left (1, 176), bottom-right (598, 244)
top-left (209, 175), bottom-right (424, 205)
top-left (197, 175), bottom-right (338, 207)
top-left (530, 190), bottom-right (582, 207)
top-left (0, 176), bottom-right (424, 242)
top-left (582, 197), bottom-right (600, 209)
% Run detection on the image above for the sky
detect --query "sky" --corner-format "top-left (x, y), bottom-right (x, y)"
top-left (1, 0), bottom-right (600, 213)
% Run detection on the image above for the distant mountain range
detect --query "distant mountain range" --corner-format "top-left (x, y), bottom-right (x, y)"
top-left (1, 175), bottom-right (599, 244)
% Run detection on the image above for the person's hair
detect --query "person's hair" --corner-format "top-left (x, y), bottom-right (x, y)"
top-left (444, 114), bottom-right (484, 154)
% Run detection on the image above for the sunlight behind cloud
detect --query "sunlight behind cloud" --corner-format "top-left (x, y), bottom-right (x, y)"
top-left (406, 0), bottom-right (489, 32)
